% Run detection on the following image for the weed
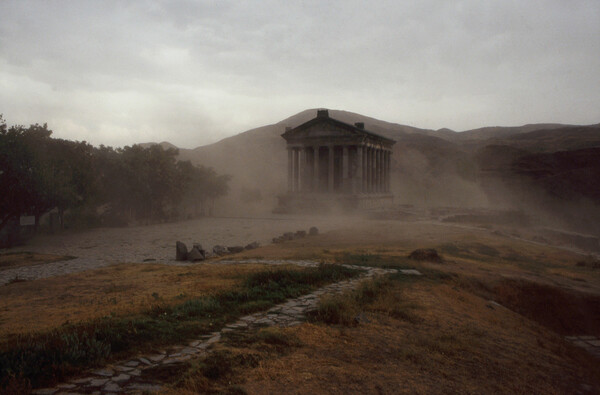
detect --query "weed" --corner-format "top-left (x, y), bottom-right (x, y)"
top-left (0, 263), bottom-right (359, 390)
top-left (309, 274), bottom-right (423, 327)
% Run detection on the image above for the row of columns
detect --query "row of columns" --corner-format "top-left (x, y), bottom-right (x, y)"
top-left (287, 144), bottom-right (391, 194)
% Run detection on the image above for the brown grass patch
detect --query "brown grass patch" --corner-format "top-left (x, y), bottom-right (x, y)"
top-left (0, 262), bottom-right (274, 338)
top-left (185, 279), bottom-right (600, 394)
top-left (0, 252), bottom-right (73, 271)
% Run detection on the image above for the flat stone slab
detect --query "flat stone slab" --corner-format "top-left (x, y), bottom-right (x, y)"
top-left (88, 378), bottom-right (109, 387)
top-left (111, 373), bottom-right (130, 382)
top-left (91, 368), bottom-right (113, 377)
top-left (104, 382), bottom-right (121, 392)
top-left (400, 269), bottom-right (422, 275)
top-left (148, 354), bottom-right (166, 362)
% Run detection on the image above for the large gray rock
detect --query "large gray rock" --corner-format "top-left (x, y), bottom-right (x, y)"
top-left (228, 246), bottom-right (244, 253)
top-left (188, 246), bottom-right (205, 261)
top-left (176, 241), bottom-right (188, 261)
top-left (245, 241), bottom-right (260, 250)
top-left (213, 245), bottom-right (229, 256)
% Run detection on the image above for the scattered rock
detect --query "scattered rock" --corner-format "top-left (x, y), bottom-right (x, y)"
top-left (309, 226), bottom-right (319, 236)
top-left (92, 368), bottom-right (113, 377)
top-left (103, 382), bottom-right (121, 392)
top-left (354, 312), bottom-right (370, 324)
top-left (175, 241), bottom-right (188, 261)
top-left (228, 246), bottom-right (244, 253)
top-left (213, 245), bottom-right (229, 256)
top-left (245, 241), bottom-right (260, 250)
top-left (408, 248), bottom-right (442, 262)
top-left (187, 247), bottom-right (205, 261)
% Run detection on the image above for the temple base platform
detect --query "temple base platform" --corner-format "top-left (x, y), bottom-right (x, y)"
top-left (273, 192), bottom-right (394, 214)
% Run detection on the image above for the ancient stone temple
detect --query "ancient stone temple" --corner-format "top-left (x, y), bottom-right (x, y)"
top-left (277, 109), bottom-right (395, 212)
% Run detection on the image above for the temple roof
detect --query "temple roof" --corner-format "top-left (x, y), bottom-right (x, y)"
top-left (281, 109), bottom-right (396, 147)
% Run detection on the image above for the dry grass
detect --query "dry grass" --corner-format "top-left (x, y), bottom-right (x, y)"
top-left (0, 262), bottom-right (274, 338)
top-left (188, 279), bottom-right (600, 394)
top-left (237, 221), bottom-right (600, 294)
top-left (0, 252), bottom-right (73, 270)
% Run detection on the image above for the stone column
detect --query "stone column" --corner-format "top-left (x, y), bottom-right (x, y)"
top-left (328, 145), bottom-right (334, 193)
top-left (376, 148), bottom-right (383, 192)
top-left (287, 148), bottom-right (293, 192)
top-left (342, 145), bottom-right (349, 193)
top-left (292, 148), bottom-right (298, 192)
top-left (370, 147), bottom-right (376, 193)
top-left (365, 147), bottom-right (373, 193)
top-left (386, 150), bottom-right (390, 193)
top-left (313, 146), bottom-right (320, 192)
top-left (356, 145), bottom-right (363, 194)
top-left (298, 148), bottom-right (303, 192)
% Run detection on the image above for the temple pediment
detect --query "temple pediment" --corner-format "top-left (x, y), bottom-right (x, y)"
top-left (281, 109), bottom-right (395, 147)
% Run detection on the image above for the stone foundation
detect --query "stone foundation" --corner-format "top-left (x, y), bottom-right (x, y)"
top-left (274, 192), bottom-right (394, 213)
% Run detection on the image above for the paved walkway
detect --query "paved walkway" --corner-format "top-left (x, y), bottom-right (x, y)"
top-left (31, 260), bottom-right (419, 394)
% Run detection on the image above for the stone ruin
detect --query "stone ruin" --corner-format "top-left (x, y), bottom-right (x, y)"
top-left (175, 241), bottom-right (260, 262)
top-left (175, 227), bottom-right (319, 261)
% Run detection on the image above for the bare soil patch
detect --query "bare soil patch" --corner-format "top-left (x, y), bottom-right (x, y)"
top-left (493, 279), bottom-right (600, 336)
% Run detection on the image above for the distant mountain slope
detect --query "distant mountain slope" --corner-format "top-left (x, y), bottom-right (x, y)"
top-left (144, 109), bottom-right (600, 230)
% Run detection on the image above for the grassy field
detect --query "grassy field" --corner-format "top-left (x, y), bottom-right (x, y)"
top-left (2, 219), bottom-right (600, 393)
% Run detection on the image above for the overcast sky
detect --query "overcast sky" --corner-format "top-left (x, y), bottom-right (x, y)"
top-left (1, 1), bottom-right (599, 148)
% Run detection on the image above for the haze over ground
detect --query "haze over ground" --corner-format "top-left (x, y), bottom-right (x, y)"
top-left (1, 1), bottom-right (599, 148)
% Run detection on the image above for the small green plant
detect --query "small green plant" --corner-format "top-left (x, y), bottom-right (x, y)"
top-left (0, 264), bottom-right (360, 390)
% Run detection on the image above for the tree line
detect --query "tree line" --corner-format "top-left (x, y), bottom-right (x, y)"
top-left (0, 116), bottom-right (230, 233)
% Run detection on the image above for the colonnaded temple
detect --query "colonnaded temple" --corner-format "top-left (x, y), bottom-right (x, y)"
top-left (277, 109), bottom-right (395, 212)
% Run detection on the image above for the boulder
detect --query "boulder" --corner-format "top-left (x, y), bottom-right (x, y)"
top-left (295, 230), bottom-right (307, 238)
top-left (408, 248), bottom-right (442, 262)
top-left (213, 245), bottom-right (229, 256)
top-left (309, 227), bottom-right (319, 236)
top-left (188, 246), bottom-right (205, 261)
top-left (245, 241), bottom-right (260, 250)
top-left (176, 241), bottom-right (188, 261)
top-left (228, 246), bottom-right (244, 253)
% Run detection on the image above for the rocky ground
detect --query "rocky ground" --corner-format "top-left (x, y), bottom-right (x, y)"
top-left (0, 215), bottom-right (361, 285)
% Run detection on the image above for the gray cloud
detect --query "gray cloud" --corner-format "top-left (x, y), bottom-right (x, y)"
top-left (0, 0), bottom-right (598, 147)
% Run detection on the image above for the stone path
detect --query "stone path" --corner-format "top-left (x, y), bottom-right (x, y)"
top-left (32, 261), bottom-right (418, 394)
top-left (565, 336), bottom-right (600, 359)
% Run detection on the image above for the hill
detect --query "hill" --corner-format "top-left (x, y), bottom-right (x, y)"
top-left (150, 109), bottom-right (600, 233)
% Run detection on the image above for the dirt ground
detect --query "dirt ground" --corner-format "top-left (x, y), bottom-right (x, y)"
top-left (3, 215), bottom-right (600, 393)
